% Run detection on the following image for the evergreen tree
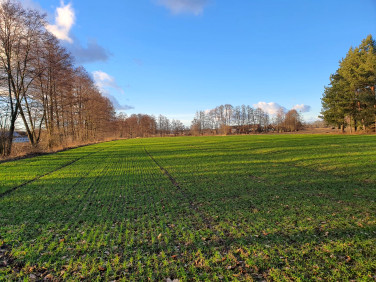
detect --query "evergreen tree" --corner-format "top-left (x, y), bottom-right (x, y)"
top-left (321, 35), bottom-right (376, 131)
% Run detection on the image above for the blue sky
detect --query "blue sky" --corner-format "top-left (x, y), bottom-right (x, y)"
top-left (25, 0), bottom-right (376, 124)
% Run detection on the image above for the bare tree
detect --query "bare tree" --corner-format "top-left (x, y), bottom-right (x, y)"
top-left (0, 0), bottom-right (24, 155)
top-left (0, 0), bottom-right (48, 154)
top-left (275, 108), bottom-right (285, 132)
top-left (284, 109), bottom-right (302, 132)
top-left (0, 0), bottom-right (122, 157)
top-left (190, 104), bottom-right (275, 135)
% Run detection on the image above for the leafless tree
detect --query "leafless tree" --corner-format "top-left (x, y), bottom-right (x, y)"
top-left (275, 108), bottom-right (285, 132)
top-left (0, 0), bottom-right (121, 156)
top-left (284, 109), bottom-right (302, 132)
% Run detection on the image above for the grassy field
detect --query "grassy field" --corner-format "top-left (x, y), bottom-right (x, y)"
top-left (0, 135), bottom-right (375, 281)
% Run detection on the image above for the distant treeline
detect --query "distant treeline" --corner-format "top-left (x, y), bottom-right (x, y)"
top-left (113, 104), bottom-right (304, 139)
top-left (115, 114), bottom-right (186, 138)
top-left (0, 0), bottom-right (310, 158)
top-left (191, 104), bottom-right (303, 135)
top-left (0, 1), bottom-right (115, 156)
top-left (321, 35), bottom-right (376, 132)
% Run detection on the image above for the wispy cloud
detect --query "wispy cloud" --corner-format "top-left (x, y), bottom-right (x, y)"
top-left (254, 102), bottom-right (312, 115)
top-left (70, 39), bottom-right (111, 64)
top-left (93, 71), bottom-right (133, 111)
top-left (93, 71), bottom-right (124, 94)
top-left (20, 0), bottom-right (43, 11)
top-left (292, 104), bottom-right (311, 113)
top-left (156, 0), bottom-right (209, 15)
top-left (253, 102), bottom-right (286, 115)
top-left (105, 94), bottom-right (134, 111)
top-left (46, 1), bottom-right (110, 63)
top-left (46, 1), bottom-right (75, 43)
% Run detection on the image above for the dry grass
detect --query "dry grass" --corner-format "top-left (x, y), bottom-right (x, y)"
top-left (0, 138), bottom-right (121, 163)
top-left (300, 127), bottom-right (376, 135)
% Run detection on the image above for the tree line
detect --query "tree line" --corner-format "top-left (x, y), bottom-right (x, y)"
top-left (114, 105), bottom-right (304, 139)
top-left (115, 113), bottom-right (187, 138)
top-left (0, 0), bottom-right (115, 156)
top-left (321, 35), bottom-right (376, 132)
top-left (191, 104), bottom-right (303, 135)
top-left (0, 0), bottom-right (192, 158)
top-left (0, 0), bottom-right (309, 158)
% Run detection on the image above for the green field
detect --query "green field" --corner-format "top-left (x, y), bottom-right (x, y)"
top-left (1, 135), bottom-right (376, 281)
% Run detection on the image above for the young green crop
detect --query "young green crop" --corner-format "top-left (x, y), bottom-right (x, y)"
top-left (0, 134), bottom-right (375, 280)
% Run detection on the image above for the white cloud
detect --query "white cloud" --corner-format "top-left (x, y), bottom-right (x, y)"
top-left (292, 104), bottom-right (311, 113)
top-left (156, 0), bottom-right (209, 15)
top-left (46, 1), bottom-right (75, 43)
top-left (253, 102), bottom-right (286, 116)
top-left (27, 0), bottom-right (110, 64)
top-left (93, 71), bottom-right (133, 111)
top-left (93, 71), bottom-right (123, 93)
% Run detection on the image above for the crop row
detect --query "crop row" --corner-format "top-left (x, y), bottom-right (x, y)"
top-left (139, 135), bottom-right (376, 280)
top-left (0, 143), bottom-right (109, 195)
top-left (1, 135), bottom-right (376, 280)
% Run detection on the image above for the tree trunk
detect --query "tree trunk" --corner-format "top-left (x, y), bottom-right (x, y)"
top-left (349, 116), bottom-right (352, 133)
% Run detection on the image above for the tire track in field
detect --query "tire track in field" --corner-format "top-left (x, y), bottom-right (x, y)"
top-left (42, 148), bottom-right (113, 219)
top-left (143, 146), bottom-right (224, 238)
top-left (42, 149), bottom-right (115, 232)
top-left (0, 149), bottom-right (115, 280)
top-left (0, 148), bottom-right (105, 199)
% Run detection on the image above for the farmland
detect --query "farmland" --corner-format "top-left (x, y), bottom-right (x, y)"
top-left (0, 135), bottom-right (376, 281)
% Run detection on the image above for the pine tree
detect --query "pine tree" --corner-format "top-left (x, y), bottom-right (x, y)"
top-left (321, 35), bottom-right (376, 131)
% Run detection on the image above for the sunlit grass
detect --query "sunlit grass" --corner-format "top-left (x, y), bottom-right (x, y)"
top-left (0, 134), bottom-right (375, 280)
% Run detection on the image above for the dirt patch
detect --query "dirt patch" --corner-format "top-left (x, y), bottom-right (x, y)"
top-left (0, 242), bottom-right (13, 269)
top-left (0, 241), bottom-right (26, 280)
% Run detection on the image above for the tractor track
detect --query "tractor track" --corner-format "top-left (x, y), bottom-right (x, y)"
top-left (0, 149), bottom-right (105, 199)
top-left (143, 146), bottom-right (223, 234)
